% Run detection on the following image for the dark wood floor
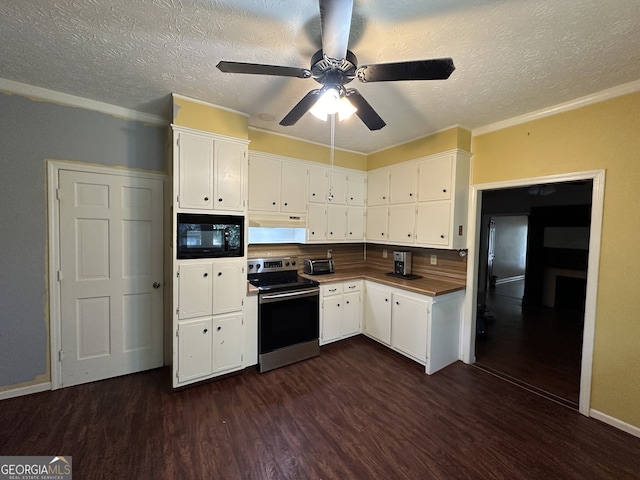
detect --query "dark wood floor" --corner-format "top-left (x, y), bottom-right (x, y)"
top-left (475, 280), bottom-right (583, 408)
top-left (2, 336), bottom-right (638, 479)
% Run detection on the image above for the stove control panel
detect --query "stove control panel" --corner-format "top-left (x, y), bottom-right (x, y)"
top-left (248, 256), bottom-right (298, 274)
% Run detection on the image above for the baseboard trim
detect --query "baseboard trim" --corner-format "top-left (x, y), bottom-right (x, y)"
top-left (0, 382), bottom-right (51, 401)
top-left (494, 275), bottom-right (525, 285)
top-left (590, 409), bottom-right (640, 438)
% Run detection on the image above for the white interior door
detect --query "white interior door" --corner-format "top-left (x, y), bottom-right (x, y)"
top-left (57, 169), bottom-right (163, 387)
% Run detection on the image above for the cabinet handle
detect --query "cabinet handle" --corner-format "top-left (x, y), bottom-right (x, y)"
top-left (217, 326), bottom-right (221, 331)
top-left (203, 328), bottom-right (208, 333)
top-left (204, 196), bottom-right (209, 201)
top-left (203, 273), bottom-right (208, 277)
top-left (329, 288), bottom-right (337, 292)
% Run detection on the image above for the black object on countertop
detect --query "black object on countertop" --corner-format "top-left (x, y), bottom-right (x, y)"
top-left (386, 272), bottom-right (423, 280)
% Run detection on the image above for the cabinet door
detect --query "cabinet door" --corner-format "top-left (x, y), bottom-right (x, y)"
top-left (367, 169), bottom-right (389, 206)
top-left (364, 283), bottom-right (391, 345)
top-left (212, 262), bottom-right (244, 314)
top-left (346, 207), bottom-right (365, 241)
top-left (389, 163), bottom-right (417, 204)
top-left (307, 204), bottom-right (326, 242)
top-left (248, 155), bottom-right (280, 211)
top-left (178, 263), bottom-right (213, 319)
top-left (178, 132), bottom-right (214, 210)
top-left (392, 292), bottom-right (428, 362)
top-left (342, 291), bottom-right (361, 337)
top-left (214, 140), bottom-right (246, 211)
top-left (327, 205), bottom-right (347, 241)
top-left (177, 318), bottom-right (212, 383)
top-left (308, 166), bottom-right (328, 203)
top-left (365, 206), bottom-right (388, 242)
top-left (321, 295), bottom-right (343, 344)
top-left (327, 170), bottom-right (348, 205)
top-left (417, 154), bottom-right (453, 202)
top-left (347, 170), bottom-right (366, 206)
top-left (388, 204), bottom-right (416, 244)
top-left (212, 312), bottom-right (243, 372)
top-left (415, 202), bottom-right (451, 246)
top-left (281, 161), bottom-right (308, 212)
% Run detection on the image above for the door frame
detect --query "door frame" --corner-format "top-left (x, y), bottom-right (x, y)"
top-left (47, 160), bottom-right (167, 390)
top-left (461, 169), bottom-right (605, 416)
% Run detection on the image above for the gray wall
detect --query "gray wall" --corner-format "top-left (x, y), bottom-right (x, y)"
top-left (0, 92), bottom-right (166, 388)
top-left (492, 215), bottom-right (528, 281)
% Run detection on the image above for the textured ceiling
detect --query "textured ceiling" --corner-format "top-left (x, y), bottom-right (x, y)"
top-left (1, 0), bottom-right (639, 153)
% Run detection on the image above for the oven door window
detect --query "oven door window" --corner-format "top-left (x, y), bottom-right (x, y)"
top-left (259, 291), bottom-right (319, 354)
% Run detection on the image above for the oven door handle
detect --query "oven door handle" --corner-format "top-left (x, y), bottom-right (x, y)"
top-left (259, 287), bottom-right (319, 304)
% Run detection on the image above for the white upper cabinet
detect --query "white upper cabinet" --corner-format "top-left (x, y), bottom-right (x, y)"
top-left (175, 129), bottom-right (247, 212)
top-left (417, 153), bottom-right (454, 202)
top-left (327, 170), bottom-right (348, 205)
top-left (248, 154), bottom-right (308, 213)
top-left (346, 207), bottom-right (365, 242)
top-left (366, 168), bottom-right (390, 206)
top-left (389, 163), bottom-right (418, 204)
top-left (327, 205), bottom-right (347, 241)
top-left (388, 204), bottom-right (417, 244)
top-left (366, 206), bottom-right (388, 242)
top-left (280, 161), bottom-right (308, 213)
top-left (308, 166), bottom-right (328, 203)
top-left (415, 202), bottom-right (452, 246)
top-left (346, 170), bottom-right (366, 206)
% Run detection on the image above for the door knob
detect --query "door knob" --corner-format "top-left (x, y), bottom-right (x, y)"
top-left (153, 282), bottom-right (161, 289)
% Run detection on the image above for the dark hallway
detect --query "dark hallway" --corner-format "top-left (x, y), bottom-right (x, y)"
top-left (474, 181), bottom-right (592, 408)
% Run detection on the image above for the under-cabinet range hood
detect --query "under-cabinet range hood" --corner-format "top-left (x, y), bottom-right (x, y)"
top-left (248, 213), bottom-right (307, 244)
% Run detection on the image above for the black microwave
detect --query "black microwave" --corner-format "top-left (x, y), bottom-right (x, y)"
top-left (177, 213), bottom-right (244, 259)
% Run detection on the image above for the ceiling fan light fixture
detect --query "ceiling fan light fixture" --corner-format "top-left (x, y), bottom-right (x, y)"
top-left (310, 86), bottom-right (356, 121)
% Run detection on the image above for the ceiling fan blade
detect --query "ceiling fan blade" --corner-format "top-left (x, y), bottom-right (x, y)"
top-left (345, 89), bottom-right (386, 131)
top-left (279, 89), bottom-right (323, 126)
top-left (319, 0), bottom-right (353, 60)
top-left (356, 58), bottom-right (455, 82)
top-left (217, 61), bottom-right (311, 79)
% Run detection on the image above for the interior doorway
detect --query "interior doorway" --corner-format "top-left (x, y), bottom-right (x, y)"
top-left (462, 170), bottom-right (605, 416)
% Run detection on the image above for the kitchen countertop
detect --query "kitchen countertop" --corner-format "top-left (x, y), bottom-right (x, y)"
top-left (301, 266), bottom-right (465, 297)
top-left (247, 267), bottom-right (466, 297)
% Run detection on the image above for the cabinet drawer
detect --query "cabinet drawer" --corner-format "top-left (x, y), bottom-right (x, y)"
top-left (322, 283), bottom-right (343, 296)
top-left (343, 280), bottom-right (362, 293)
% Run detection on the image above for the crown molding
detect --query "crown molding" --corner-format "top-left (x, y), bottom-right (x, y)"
top-left (0, 78), bottom-right (166, 125)
top-left (473, 79), bottom-right (640, 136)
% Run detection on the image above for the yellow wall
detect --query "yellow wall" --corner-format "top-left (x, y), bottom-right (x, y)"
top-left (172, 94), bottom-right (248, 140)
top-left (368, 126), bottom-right (472, 170)
top-left (472, 91), bottom-right (640, 428)
top-left (248, 128), bottom-right (367, 170)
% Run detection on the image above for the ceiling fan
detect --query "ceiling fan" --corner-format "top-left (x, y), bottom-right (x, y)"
top-left (216, 0), bottom-right (455, 131)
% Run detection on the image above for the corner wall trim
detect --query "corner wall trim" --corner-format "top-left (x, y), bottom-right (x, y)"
top-left (590, 409), bottom-right (640, 439)
top-left (0, 382), bottom-right (51, 401)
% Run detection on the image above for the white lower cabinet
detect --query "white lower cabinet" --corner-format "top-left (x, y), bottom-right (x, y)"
top-left (364, 280), bottom-right (464, 374)
top-left (363, 282), bottom-right (392, 345)
top-left (174, 259), bottom-right (246, 387)
top-left (320, 280), bottom-right (362, 345)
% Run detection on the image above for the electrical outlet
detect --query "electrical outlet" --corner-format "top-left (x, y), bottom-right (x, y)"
top-left (327, 249), bottom-right (332, 259)
top-left (430, 255), bottom-right (437, 265)
top-left (382, 249), bottom-right (387, 259)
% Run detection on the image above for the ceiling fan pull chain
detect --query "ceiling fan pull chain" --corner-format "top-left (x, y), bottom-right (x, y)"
top-left (328, 113), bottom-right (336, 201)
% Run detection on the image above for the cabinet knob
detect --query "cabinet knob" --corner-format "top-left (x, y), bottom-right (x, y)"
top-left (382, 196), bottom-right (386, 199)
top-left (312, 193), bottom-right (316, 196)
top-left (381, 232), bottom-right (385, 236)
top-left (203, 328), bottom-right (208, 334)
top-left (346, 300), bottom-right (350, 304)
top-left (330, 231), bottom-right (333, 235)
top-left (217, 326), bottom-right (222, 331)
top-left (396, 301), bottom-right (400, 305)
top-left (443, 189), bottom-right (447, 193)
top-left (218, 198), bottom-right (223, 202)
top-left (409, 193), bottom-right (413, 197)
top-left (407, 233), bottom-right (411, 237)
top-left (217, 272), bottom-right (222, 276)
top-left (272, 201), bottom-right (276, 205)
top-left (203, 273), bottom-right (208, 277)
top-left (204, 196), bottom-right (209, 201)
top-left (153, 282), bottom-right (161, 289)
top-left (385, 298), bottom-right (388, 302)
top-left (441, 234), bottom-right (445, 239)
top-left (337, 303), bottom-right (340, 307)
top-left (284, 202), bottom-right (288, 206)
top-left (311, 231), bottom-right (315, 235)
top-left (350, 197), bottom-right (354, 200)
